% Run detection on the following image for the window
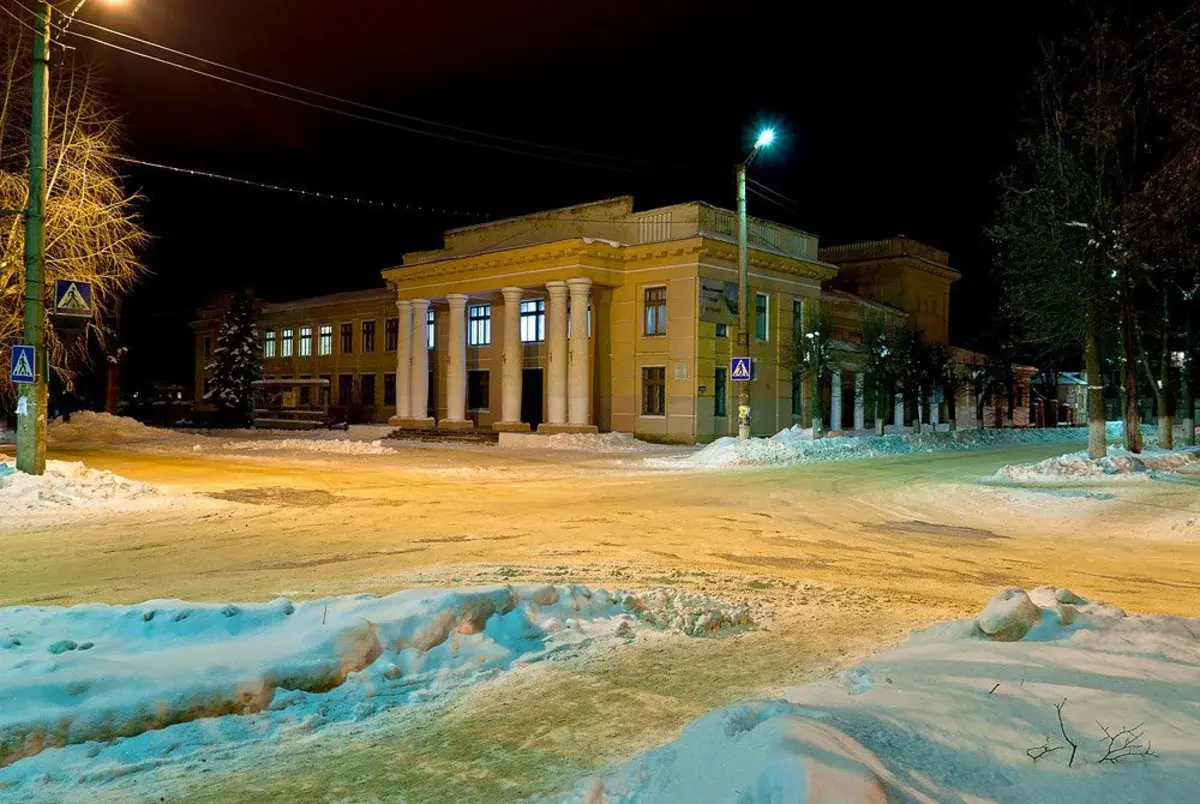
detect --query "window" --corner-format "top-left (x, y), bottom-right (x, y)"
top-left (340, 323), bottom-right (353, 354)
top-left (362, 320), bottom-right (376, 354)
top-left (426, 308), bottom-right (436, 349)
top-left (715, 323), bottom-right (728, 339)
top-left (299, 326), bottom-right (313, 357)
top-left (361, 374), bottom-right (376, 406)
top-left (469, 304), bottom-right (491, 346)
top-left (202, 377), bottom-right (212, 398)
top-left (1016, 388), bottom-right (1025, 407)
top-left (319, 325), bottom-right (333, 356)
top-left (281, 328), bottom-right (294, 358)
top-left (793, 299), bottom-right (806, 341)
top-left (468, 370), bottom-right (490, 411)
top-left (644, 286), bottom-right (667, 336)
top-left (385, 318), bottom-right (399, 351)
top-left (792, 372), bottom-right (803, 416)
top-left (384, 373), bottom-right (396, 406)
top-left (202, 334), bottom-right (213, 361)
top-left (520, 299), bottom-right (545, 343)
top-left (714, 367), bottom-right (727, 417)
top-left (338, 374), bottom-right (353, 406)
top-left (642, 366), bottom-right (666, 416)
top-left (299, 374), bottom-right (312, 406)
top-left (264, 330), bottom-right (276, 359)
top-left (755, 293), bottom-right (769, 341)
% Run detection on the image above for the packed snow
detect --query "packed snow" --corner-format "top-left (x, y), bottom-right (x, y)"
top-left (657, 422), bottom-right (1159, 470)
top-left (506, 432), bottom-right (676, 453)
top-left (569, 586), bottom-right (1200, 803)
top-left (48, 412), bottom-right (190, 450)
top-left (206, 437), bottom-right (398, 456)
top-left (0, 585), bottom-right (751, 793)
top-left (0, 459), bottom-right (180, 515)
top-left (997, 446), bottom-right (1200, 482)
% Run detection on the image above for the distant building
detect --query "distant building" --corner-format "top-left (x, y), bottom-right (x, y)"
top-left (192, 197), bottom-right (1035, 440)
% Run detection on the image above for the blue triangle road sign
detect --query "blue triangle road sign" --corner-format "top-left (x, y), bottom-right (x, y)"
top-left (730, 357), bottom-right (753, 381)
top-left (10, 345), bottom-right (35, 384)
top-left (54, 279), bottom-right (93, 318)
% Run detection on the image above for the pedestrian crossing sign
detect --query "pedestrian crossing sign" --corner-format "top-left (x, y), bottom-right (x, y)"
top-left (54, 279), bottom-right (93, 318)
top-left (731, 356), bottom-right (752, 381)
top-left (10, 345), bottom-right (35, 384)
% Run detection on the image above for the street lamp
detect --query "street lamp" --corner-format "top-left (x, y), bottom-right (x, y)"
top-left (16, 0), bottom-right (122, 475)
top-left (734, 127), bottom-right (775, 441)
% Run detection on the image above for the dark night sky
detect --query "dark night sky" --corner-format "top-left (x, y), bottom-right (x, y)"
top-left (61, 0), bottom-right (1079, 390)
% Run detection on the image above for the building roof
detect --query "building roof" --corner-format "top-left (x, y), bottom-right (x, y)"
top-left (820, 288), bottom-right (905, 317)
top-left (259, 287), bottom-right (393, 313)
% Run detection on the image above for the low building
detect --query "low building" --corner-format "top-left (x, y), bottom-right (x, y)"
top-left (193, 197), bottom-right (1034, 440)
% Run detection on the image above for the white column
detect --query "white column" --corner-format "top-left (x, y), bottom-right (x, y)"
top-left (830, 371), bottom-right (843, 431)
top-left (392, 300), bottom-right (412, 424)
top-left (567, 278), bottom-right (595, 429)
top-left (894, 393), bottom-right (904, 429)
top-left (545, 281), bottom-right (569, 426)
top-left (853, 372), bottom-right (865, 431)
top-left (496, 287), bottom-right (526, 429)
top-left (409, 298), bottom-right (432, 423)
top-left (442, 294), bottom-right (469, 427)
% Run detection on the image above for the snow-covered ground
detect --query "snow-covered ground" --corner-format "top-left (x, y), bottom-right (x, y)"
top-left (203, 437), bottom-right (398, 456)
top-left (48, 412), bottom-right (192, 450)
top-left (656, 422), bottom-right (1161, 470)
top-left (568, 586), bottom-right (1200, 803)
top-left (502, 432), bottom-right (677, 453)
top-left (0, 585), bottom-right (750, 795)
top-left (0, 459), bottom-right (190, 516)
top-left (997, 446), bottom-right (1200, 482)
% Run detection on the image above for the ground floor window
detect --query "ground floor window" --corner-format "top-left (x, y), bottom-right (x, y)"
top-left (338, 374), bottom-right (353, 406)
top-left (299, 374), bottom-right (312, 406)
top-left (468, 369), bottom-right (490, 411)
top-left (384, 373), bottom-right (396, 406)
top-left (202, 377), bottom-right (212, 399)
top-left (714, 367), bottom-right (727, 417)
top-left (792, 372), bottom-right (803, 416)
top-left (361, 374), bottom-right (377, 407)
top-left (642, 366), bottom-right (665, 416)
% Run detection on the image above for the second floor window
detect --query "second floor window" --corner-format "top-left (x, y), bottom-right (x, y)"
top-left (202, 334), bottom-right (213, 361)
top-left (644, 286), bottom-right (666, 335)
top-left (340, 323), bottom-right (353, 354)
top-left (427, 308), bottom-right (436, 349)
top-left (468, 304), bottom-right (491, 346)
top-left (362, 320), bottom-right (376, 353)
top-left (319, 325), bottom-right (333, 356)
top-left (263, 330), bottom-right (276, 359)
top-left (281, 328), bottom-right (294, 358)
top-left (793, 298), bottom-right (805, 342)
top-left (755, 293), bottom-right (769, 341)
top-left (299, 326), bottom-right (313, 357)
top-left (385, 318), bottom-right (399, 351)
top-left (520, 299), bottom-right (544, 343)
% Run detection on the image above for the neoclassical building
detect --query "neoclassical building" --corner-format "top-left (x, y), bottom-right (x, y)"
top-left (194, 196), bottom-right (1032, 440)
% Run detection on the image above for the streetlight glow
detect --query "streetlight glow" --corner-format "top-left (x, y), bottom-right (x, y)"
top-left (755, 128), bottom-right (775, 149)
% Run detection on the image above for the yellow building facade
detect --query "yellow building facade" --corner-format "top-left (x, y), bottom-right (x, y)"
top-left (381, 197), bottom-right (837, 442)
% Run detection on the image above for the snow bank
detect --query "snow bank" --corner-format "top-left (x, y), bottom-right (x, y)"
top-left (997, 447), bottom-right (1200, 482)
top-left (208, 437), bottom-right (397, 456)
top-left (656, 423), bottom-right (1159, 470)
top-left (504, 432), bottom-right (676, 453)
top-left (572, 586), bottom-right (1200, 803)
top-left (0, 585), bottom-right (750, 786)
top-left (0, 459), bottom-right (170, 514)
top-left (48, 412), bottom-right (188, 450)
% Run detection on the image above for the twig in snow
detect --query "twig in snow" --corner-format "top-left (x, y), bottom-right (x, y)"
top-left (1055, 698), bottom-right (1079, 768)
top-left (989, 683), bottom-right (1001, 695)
top-left (1097, 722), bottom-right (1157, 763)
top-left (1026, 743), bottom-right (1064, 762)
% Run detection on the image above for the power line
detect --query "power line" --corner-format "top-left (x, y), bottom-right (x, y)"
top-left (61, 29), bottom-right (648, 175)
top-left (112, 154), bottom-right (488, 217)
top-left (73, 17), bottom-right (662, 170)
top-left (748, 177), bottom-right (799, 208)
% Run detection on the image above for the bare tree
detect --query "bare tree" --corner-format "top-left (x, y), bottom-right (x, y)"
top-left (0, 16), bottom-right (148, 402)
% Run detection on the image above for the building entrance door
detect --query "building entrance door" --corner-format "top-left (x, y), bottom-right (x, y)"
top-left (521, 368), bottom-right (544, 429)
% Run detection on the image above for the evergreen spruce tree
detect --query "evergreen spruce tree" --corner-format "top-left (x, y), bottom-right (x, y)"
top-left (205, 291), bottom-right (260, 426)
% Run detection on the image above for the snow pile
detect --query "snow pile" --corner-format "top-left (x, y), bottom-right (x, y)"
top-left (0, 585), bottom-right (748, 787)
top-left (48, 412), bottom-right (187, 450)
top-left (997, 446), bottom-right (1200, 482)
top-left (0, 459), bottom-right (166, 513)
top-left (539, 432), bottom-right (674, 453)
top-left (570, 586), bottom-right (1200, 803)
top-left (657, 423), bottom-right (1163, 470)
top-left (210, 437), bottom-right (397, 456)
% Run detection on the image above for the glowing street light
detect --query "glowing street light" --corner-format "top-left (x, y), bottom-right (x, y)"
top-left (734, 126), bottom-right (779, 441)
